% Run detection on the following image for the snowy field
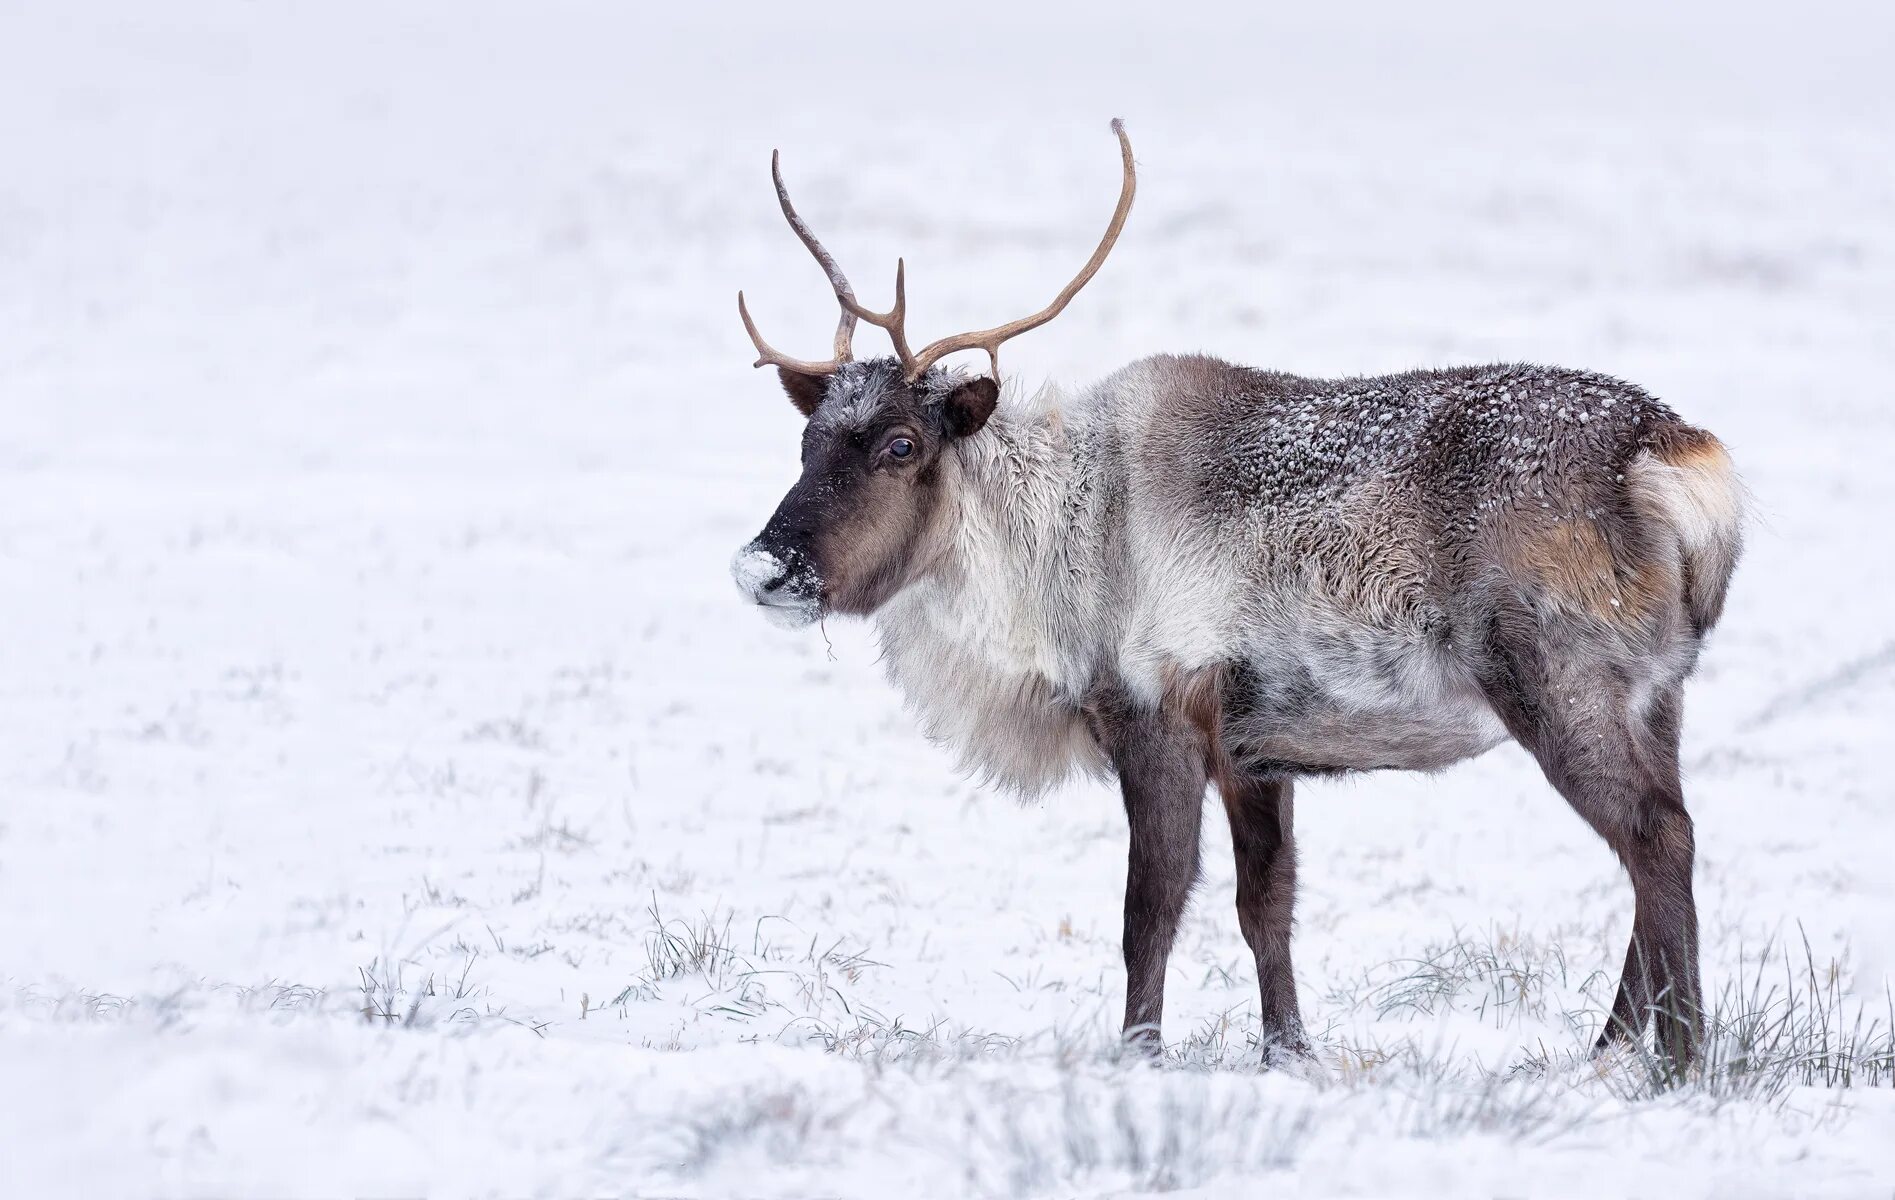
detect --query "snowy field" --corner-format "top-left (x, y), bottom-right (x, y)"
top-left (4, 2), bottom-right (1895, 1196)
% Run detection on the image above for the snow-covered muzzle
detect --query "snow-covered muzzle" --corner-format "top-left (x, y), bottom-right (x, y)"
top-left (730, 542), bottom-right (823, 629)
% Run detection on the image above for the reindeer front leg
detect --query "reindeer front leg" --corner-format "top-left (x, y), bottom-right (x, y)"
top-left (1089, 687), bottom-right (1208, 1053)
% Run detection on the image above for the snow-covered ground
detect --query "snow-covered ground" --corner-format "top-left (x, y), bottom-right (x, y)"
top-left (4, 3), bottom-right (1894, 1196)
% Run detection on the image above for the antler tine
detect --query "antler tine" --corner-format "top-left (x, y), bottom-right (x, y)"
top-left (737, 291), bottom-right (850, 375)
top-left (906, 118), bottom-right (1137, 381)
top-left (735, 150), bottom-right (861, 377)
top-left (771, 150), bottom-right (857, 363)
top-left (839, 259), bottom-right (919, 378)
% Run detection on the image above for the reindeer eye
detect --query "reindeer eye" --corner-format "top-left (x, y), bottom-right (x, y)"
top-left (887, 437), bottom-right (915, 460)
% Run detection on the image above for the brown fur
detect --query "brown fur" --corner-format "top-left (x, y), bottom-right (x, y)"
top-left (1504, 515), bottom-right (1664, 625)
top-left (1082, 676), bottom-right (1210, 1049)
top-left (1644, 423), bottom-right (1731, 470)
top-left (1158, 662), bottom-right (1308, 1055)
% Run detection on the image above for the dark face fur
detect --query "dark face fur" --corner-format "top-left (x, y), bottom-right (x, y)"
top-left (732, 359), bottom-right (998, 627)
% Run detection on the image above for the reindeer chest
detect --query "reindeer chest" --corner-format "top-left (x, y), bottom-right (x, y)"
top-left (874, 582), bottom-right (1105, 796)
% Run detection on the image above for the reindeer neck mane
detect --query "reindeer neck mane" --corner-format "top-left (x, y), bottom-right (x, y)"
top-left (873, 385), bottom-right (1113, 795)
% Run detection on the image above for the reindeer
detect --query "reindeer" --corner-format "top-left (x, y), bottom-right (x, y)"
top-left (730, 121), bottom-right (1743, 1067)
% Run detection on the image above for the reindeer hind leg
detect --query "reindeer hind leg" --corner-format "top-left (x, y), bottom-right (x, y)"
top-left (1475, 626), bottom-right (1701, 1068)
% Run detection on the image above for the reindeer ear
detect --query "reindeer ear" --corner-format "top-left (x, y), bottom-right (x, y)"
top-left (777, 368), bottom-right (832, 419)
top-left (942, 377), bottom-right (999, 438)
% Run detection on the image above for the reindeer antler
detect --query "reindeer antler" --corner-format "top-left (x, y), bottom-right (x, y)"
top-left (741, 120), bottom-right (1137, 383)
top-left (898, 119), bottom-right (1137, 380)
top-left (737, 151), bottom-right (859, 375)
top-left (838, 258), bottom-right (915, 370)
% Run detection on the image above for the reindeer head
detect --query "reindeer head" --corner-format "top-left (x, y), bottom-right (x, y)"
top-left (731, 121), bottom-right (1136, 628)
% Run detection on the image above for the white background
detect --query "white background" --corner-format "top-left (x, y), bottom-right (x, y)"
top-left (3, 2), bottom-right (1893, 1195)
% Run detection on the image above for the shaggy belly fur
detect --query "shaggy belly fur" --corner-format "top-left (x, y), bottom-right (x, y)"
top-left (1218, 640), bottom-right (1512, 776)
